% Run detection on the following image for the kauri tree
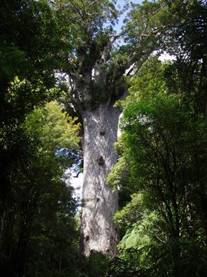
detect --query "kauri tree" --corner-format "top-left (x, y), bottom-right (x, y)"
top-left (51, 0), bottom-right (177, 256)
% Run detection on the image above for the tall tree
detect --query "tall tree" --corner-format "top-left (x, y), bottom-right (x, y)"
top-left (51, 0), bottom-right (176, 256)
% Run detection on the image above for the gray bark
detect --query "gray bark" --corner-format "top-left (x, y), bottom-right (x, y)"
top-left (81, 103), bottom-right (120, 256)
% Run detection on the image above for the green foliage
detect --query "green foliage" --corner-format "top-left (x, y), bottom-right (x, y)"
top-left (114, 193), bottom-right (145, 236)
top-left (24, 101), bottom-right (80, 154)
top-left (0, 45), bottom-right (26, 79)
top-left (110, 2), bottom-right (207, 272)
top-left (110, 54), bottom-right (207, 276)
top-left (0, 99), bottom-right (81, 276)
top-left (85, 252), bottom-right (110, 277)
top-left (118, 211), bottom-right (159, 271)
top-left (0, 2), bottom-right (83, 275)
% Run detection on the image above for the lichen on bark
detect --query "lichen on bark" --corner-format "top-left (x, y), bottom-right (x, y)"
top-left (80, 104), bottom-right (120, 256)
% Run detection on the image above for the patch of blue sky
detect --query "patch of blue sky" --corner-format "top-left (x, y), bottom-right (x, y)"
top-left (115, 0), bottom-right (143, 33)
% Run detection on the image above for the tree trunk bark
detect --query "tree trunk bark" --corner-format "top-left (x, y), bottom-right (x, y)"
top-left (81, 103), bottom-right (120, 256)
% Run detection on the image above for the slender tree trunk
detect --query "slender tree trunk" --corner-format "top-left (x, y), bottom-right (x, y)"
top-left (81, 103), bottom-right (120, 256)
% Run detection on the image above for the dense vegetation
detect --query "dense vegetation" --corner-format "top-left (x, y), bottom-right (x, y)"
top-left (0, 1), bottom-right (81, 276)
top-left (0, 0), bottom-right (207, 276)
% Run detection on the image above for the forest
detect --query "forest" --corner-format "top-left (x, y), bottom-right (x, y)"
top-left (0, 0), bottom-right (207, 276)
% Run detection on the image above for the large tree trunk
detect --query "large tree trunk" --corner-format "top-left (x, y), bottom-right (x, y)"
top-left (81, 103), bottom-right (120, 256)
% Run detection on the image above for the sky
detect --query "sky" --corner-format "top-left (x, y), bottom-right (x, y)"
top-left (115, 0), bottom-right (143, 33)
top-left (117, 0), bottom-right (143, 8)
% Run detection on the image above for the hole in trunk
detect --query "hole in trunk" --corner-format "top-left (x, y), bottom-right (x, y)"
top-left (97, 156), bottom-right (105, 166)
